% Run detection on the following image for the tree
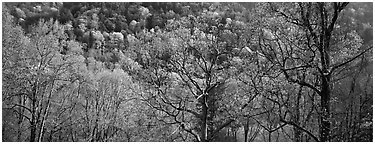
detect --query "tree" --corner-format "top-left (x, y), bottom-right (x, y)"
top-left (254, 2), bottom-right (372, 141)
top-left (2, 16), bottom-right (84, 141)
top-left (2, 2), bottom-right (372, 142)
top-left (2, 6), bottom-right (31, 141)
top-left (75, 66), bottom-right (140, 141)
top-left (130, 10), bottom-right (260, 141)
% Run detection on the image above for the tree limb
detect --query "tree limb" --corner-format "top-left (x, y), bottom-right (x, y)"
top-left (12, 104), bottom-right (33, 115)
top-left (280, 118), bottom-right (320, 142)
top-left (281, 69), bottom-right (322, 96)
top-left (11, 108), bottom-right (31, 122)
top-left (181, 123), bottom-right (201, 142)
top-left (330, 46), bottom-right (372, 75)
top-left (270, 123), bottom-right (287, 133)
top-left (208, 119), bottom-right (235, 141)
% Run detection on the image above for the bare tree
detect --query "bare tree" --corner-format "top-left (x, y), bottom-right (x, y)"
top-left (255, 2), bottom-right (371, 141)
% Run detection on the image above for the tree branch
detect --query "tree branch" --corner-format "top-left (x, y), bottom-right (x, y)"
top-left (12, 104), bottom-right (33, 115)
top-left (330, 46), bottom-right (372, 75)
top-left (181, 123), bottom-right (201, 142)
top-left (283, 64), bottom-right (312, 71)
top-left (157, 92), bottom-right (200, 118)
top-left (280, 118), bottom-right (320, 142)
top-left (281, 69), bottom-right (322, 96)
top-left (11, 108), bottom-right (31, 122)
top-left (328, 2), bottom-right (341, 34)
top-left (270, 123), bottom-right (287, 133)
top-left (208, 119), bottom-right (235, 141)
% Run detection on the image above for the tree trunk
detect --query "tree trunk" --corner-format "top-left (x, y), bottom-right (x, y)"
top-left (30, 108), bottom-right (37, 141)
top-left (268, 131), bottom-right (271, 142)
top-left (234, 128), bottom-right (237, 141)
top-left (244, 120), bottom-right (249, 142)
top-left (317, 2), bottom-right (338, 141)
top-left (320, 75), bottom-right (331, 142)
top-left (38, 99), bottom-right (51, 142)
top-left (30, 88), bottom-right (37, 142)
top-left (294, 86), bottom-right (302, 142)
top-left (17, 95), bottom-right (26, 141)
top-left (200, 95), bottom-right (208, 142)
top-left (319, 24), bottom-right (332, 141)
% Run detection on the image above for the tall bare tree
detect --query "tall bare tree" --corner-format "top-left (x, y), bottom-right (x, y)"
top-left (255, 2), bottom-right (371, 141)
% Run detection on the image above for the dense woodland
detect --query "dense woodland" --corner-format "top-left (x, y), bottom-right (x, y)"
top-left (2, 2), bottom-right (373, 142)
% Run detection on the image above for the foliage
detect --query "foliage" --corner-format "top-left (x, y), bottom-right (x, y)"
top-left (2, 2), bottom-right (372, 142)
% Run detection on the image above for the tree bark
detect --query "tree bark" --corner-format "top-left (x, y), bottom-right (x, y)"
top-left (317, 2), bottom-right (348, 141)
top-left (38, 98), bottom-right (51, 142)
top-left (268, 131), bottom-right (271, 142)
top-left (200, 95), bottom-right (208, 142)
top-left (294, 86), bottom-right (303, 141)
top-left (244, 120), bottom-right (249, 142)
top-left (17, 95), bottom-right (26, 141)
top-left (320, 75), bottom-right (331, 142)
top-left (30, 85), bottom-right (38, 142)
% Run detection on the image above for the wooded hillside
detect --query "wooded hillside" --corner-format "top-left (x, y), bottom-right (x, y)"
top-left (2, 2), bottom-right (372, 142)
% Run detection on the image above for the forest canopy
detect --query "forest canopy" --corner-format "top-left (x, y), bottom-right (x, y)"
top-left (2, 2), bottom-right (373, 142)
